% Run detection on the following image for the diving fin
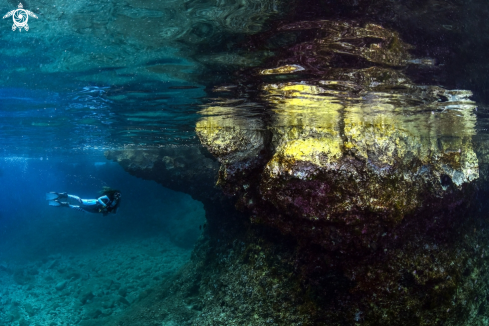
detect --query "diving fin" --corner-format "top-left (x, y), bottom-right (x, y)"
top-left (46, 192), bottom-right (59, 200)
top-left (48, 200), bottom-right (69, 207)
top-left (48, 200), bottom-right (61, 207)
top-left (45, 192), bottom-right (68, 200)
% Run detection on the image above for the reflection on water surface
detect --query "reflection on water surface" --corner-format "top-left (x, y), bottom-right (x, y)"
top-left (1, 5), bottom-right (488, 157)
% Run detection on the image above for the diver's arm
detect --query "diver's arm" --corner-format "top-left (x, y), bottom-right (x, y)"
top-left (97, 195), bottom-right (109, 207)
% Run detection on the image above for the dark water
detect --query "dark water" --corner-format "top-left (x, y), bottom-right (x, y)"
top-left (1, 0), bottom-right (489, 325)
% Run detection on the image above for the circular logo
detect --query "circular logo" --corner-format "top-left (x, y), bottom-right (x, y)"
top-left (13, 9), bottom-right (28, 27)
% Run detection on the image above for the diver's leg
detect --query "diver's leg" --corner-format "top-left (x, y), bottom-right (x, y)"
top-left (54, 201), bottom-right (87, 213)
top-left (49, 199), bottom-right (87, 213)
top-left (68, 205), bottom-right (87, 213)
top-left (68, 195), bottom-right (83, 204)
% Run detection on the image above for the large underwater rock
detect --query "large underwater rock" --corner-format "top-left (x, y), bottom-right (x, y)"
top-left (195, 86), bottom-right (484, 326)
top-left (192, 22), bottom-right (489, 326)
top-left (197, 22), bottom-right (480, 229)
top-left (259, 80), bottom-right (478, 226)
top-left (107, 12), bottom-right (489, 326)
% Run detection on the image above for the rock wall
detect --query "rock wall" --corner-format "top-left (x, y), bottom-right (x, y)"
top-left (105, 146), bottom-right (219, 204)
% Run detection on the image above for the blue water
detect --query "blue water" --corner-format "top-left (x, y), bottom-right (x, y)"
top-left (0, 156), bottom-right (205, 324)
top-left (0, 155), bottom-right (205, 256)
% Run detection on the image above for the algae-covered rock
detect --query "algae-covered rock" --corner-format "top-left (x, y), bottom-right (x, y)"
top-left (192, 21), bottom-right (486, 326)
top-left (273, 21), bottom-right (415, 67)
top-left (259, 76), bottom-right (478, 225)
top-left (196, 104), bottom-right (267, 166)
top-left (198, 67), bottom-right (479, 226)
top-left (109, 14), bottom-right (489, 326)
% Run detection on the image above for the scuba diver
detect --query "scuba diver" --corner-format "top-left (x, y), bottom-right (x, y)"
top-left (46, 187), bottom-right (121, 216)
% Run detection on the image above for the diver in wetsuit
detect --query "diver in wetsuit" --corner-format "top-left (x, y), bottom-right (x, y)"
top-left (46, 188), bottom-right (121, 216)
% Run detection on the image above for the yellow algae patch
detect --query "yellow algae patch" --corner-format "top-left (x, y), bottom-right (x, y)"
top-left (280, 137), bottom-right (343, 166)
top-left (196, 117), bottom-right (246, 159)
top-left (343, 104), bottom-right (412, 163)
top-left (263, 83), bottom-right (343, 133)
top-left (259, 65), bottom-right (305, 75)
top-left (196, 120), bottom-right (231, 147)
top-left (258, 78), bottom-right (479, 191)
top-left (263, 83), bottom-right (327, 98)
top-left (196, 105), bottom-right (266, 164)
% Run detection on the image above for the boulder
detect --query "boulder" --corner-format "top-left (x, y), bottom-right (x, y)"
top-left (55, 280), bottom-right (68, 291)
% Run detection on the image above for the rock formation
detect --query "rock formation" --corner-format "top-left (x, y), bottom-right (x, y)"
top-left (106, 8), bottom-right (489, 326)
